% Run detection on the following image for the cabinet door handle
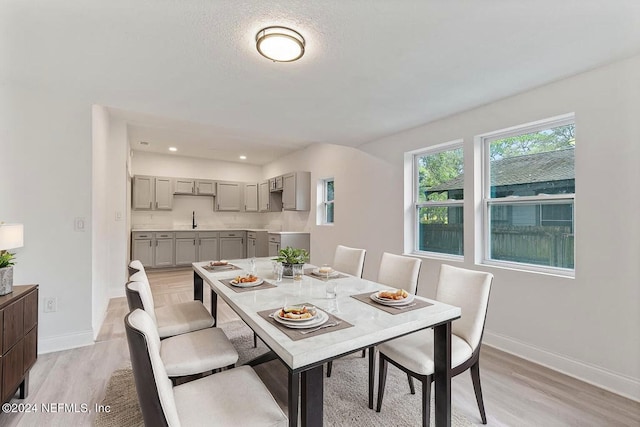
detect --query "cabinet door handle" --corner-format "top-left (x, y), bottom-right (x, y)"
top-left (193, 239), bottom-right (196, 245)
top-left (149, 202), bottom-right (152, 208)
top-left (149, 241), bottom-right (151, 247)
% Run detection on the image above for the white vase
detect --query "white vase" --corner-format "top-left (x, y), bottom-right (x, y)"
top-left (0, 266), bottom-right (13, 295)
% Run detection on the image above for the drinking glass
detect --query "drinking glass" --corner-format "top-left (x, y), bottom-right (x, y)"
top-left (249, 257), bottom-right (256, 275)
top-left (293, 264), bottom-right (304, 283)
top-left (275, 263), bottom-right (284, 283)
top-left (321, 264), bottom-right (332, 281)
top-left (326, 280), bottom-right (337, 299)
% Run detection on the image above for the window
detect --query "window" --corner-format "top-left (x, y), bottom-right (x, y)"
top-left (322, 178), bottom-right (334, 224)
top-left (482, 115), bottom-right (575, 272)
top-left (413, 143), bottom-right (464, 256)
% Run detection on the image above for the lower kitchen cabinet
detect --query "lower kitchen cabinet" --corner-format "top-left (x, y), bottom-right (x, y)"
top-left (219, 231), bottom-right (246, 260)
top-left (198, 232), bottom-right (219, 261)
top-left (132, 234), bottom-right (154, 267)
top-left (175, 232), bottom-right (198, 266)
top-left (154, 233), bottom-right (175, 267)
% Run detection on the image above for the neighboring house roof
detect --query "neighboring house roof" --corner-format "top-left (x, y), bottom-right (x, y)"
top-left (429, 147), bottom-right (575, 191)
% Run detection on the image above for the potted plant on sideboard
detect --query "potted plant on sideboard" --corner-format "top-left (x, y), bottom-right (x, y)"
top-left (274, 246), bottom-right (310, 278)
top-left (0, 251), bottom-right (16, 296)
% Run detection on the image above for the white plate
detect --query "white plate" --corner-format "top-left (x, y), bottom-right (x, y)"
top-left (276, 306), bottom-right (318, 322)
top-left (272, 309), bottom-right (329, 329)
top-left (230, 277), bottom-right (264, 288)
top-left (311, 268), bottom-right (340, 278)
top-left (370, 291), bottom-right (415, 306)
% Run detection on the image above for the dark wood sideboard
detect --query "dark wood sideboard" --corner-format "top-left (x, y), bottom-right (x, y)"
top-left (0, 285), bottom-right (38, 404)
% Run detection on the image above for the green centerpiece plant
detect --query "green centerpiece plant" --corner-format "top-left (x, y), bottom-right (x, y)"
top-left (274, 246), bottom-right (309, 278)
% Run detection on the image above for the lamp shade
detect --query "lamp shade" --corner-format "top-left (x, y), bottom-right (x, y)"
top-left (0, 224), bottom-right (24, 250)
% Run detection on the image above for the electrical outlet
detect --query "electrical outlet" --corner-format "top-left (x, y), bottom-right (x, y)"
top-left (43, 297), bottom-right (57, 313)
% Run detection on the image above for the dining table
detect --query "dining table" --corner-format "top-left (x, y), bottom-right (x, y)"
top-left (193, 257), bottom-right (461, 427)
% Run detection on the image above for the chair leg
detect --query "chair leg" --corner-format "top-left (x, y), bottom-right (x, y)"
top-left (361, 348), bottom-right (366, 358)
top-left (422, 378), bottom-right (432, 427)
top-left (376, 356), bottom-right (389, 412)
top-left (408, 373), bottom-right (416, 394)
top-left (470, 361), bottom-right (487, 424)
top-left (326, 361), bottom-right (333, 377)
top-left (253, 332), bottom-right (258, 348)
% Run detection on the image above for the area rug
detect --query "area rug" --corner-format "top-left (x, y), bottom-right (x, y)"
top-left (95, 321), bottom-right (472, 426)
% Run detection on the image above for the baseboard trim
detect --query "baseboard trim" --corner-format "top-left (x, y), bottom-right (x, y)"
top-left (38, 330), bottom-right (95, 355)
top-left (483, 330), bottom-right (640, 402)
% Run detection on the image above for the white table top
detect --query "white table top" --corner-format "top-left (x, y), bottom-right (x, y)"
top-left (193, 257), bottom-right (460, 371)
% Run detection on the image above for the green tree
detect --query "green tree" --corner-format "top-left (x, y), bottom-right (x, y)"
top-left (490, 124), bottom-right (575, 161)
top-left (417, 148), bottom-right (463, 203)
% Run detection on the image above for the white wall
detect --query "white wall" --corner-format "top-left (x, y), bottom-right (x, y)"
top-left (290, 55), bottom-right (639, 399)
top-left (1, 84), bottom-right (94, 353)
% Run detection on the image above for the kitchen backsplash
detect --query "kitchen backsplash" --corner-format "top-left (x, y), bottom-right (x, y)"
top-left (131, 195), bottom-right (310, 231)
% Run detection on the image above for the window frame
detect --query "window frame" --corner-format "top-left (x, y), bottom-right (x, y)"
top-left (321, 177), bottom-right (334, 225)
top-left (480, 114), bottom-right (575, 276)
top-left (412, 141), bottom-right (465, 259)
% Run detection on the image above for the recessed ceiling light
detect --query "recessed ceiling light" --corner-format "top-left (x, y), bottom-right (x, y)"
top-left (169, 147), bottom-right (178, 152)
top-left (256, 26), bottom-right (305, 62)
top-left (239, 155), bottom-right (247, 160)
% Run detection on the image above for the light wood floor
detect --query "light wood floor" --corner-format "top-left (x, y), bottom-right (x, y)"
top-left (1, 268), bottom-right (638, 426)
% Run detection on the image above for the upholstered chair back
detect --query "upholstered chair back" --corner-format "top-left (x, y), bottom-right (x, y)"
top-left (435, 264), bottom-right (493, 351)
top-left (377, 252), bottom-right (422, 295)
top-left (332, 245), bottom-right (367, 277)
top-left (129, 260), bottom-right (146, 276)
top-left (126, 281), bottom-right (158, 325)
top-left (125, 309), bottom-right (180, 427)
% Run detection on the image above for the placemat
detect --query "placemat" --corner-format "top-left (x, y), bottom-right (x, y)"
top-left (351, 292), bottom-right (433, 314)
top-left (203, 263), bottom-right (242, 272)
top-left (257, 304), bottom-right (353, 341)
top-left (304, 268), bottom-right (349, 281)
top-left (219, 278), bottom-right (278, 293)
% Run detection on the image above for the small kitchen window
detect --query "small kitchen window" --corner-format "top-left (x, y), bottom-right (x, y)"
top-left (322, 178), bottom-right (334, 224)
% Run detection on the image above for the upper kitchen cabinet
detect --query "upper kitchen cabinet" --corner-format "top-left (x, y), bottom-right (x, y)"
top-left (174, 179), bottom-right (216, 196)
top-left (282, 172), bottom-right (311, 211)
top-left (244, 183), bottom-right (259, 212)
top-left (133, 175), bottom-right (173, 210)
top-left (259, 180), bottom-right (282, 212)
top-left (270, 176), bottom-right (283, 192)
top-left (174, 178), bottom-right (195, 194)
top-left (215, 181), bottom-right (242, 211)
top-left (196, 180), bottom-right (216, 195)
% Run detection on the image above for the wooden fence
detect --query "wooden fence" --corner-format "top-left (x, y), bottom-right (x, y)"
top-left (419, 224), bottom-right (574, 268)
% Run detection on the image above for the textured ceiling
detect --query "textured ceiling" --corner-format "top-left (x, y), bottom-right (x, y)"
top-left (5, 0), bottom-right (640, 164)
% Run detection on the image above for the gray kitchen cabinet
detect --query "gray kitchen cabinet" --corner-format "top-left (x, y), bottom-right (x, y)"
top-left (219, 231), bottom-right (245, 259)
top-left (259, 180), bottom-right (282, 212)
top-left (282, 172), bottom-right (310, 211)
top-left (269, 176), bottom-right (283, 192)
top-left (175, 232), bottom-right (197, 266)
top-left (216, 182), bottom-right (242, 211)
top-left (197, 232), bottom-right (219, 261)
top-left (132, 232), bottom-right (154, 267)
top-left (154, 232), bottom-right (175, 267)
top-left (174, 179), bottom-right (195, 194)
top-left (244, 183), bottom-right (259, 212)
top-left (248, 230), bottom-right (268, 257)
top-left (196, 180), bottom-right (216, 195)
top-left (133, 175), bottom-right (174, 210)
top-left (268, 232), bottom-right (310, 257)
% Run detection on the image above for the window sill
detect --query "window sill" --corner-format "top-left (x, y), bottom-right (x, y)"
top-left (480, 259), bottom-right (575, 279)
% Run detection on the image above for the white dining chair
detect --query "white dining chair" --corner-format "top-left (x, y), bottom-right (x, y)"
top-left (377, 252), bottom-right (422, 295)
top-left (327, 251), bottom-right (421, 377)
top-left (332, 244), bottom-right (367, 277)
top-left (125, 309), bottom-right (288, 427)
top-left (374, 264), bottom-right (493, 426)
top-left (126, 280), bottom-right (214, 338)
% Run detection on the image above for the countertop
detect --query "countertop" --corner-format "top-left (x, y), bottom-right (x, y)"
top-left (131, 228), bottom-right (307, 234)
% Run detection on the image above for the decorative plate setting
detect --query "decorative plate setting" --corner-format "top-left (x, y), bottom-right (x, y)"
top-left (230, 277), bottom-right (264, 288)
top-left (370, 290), bottom-right (415, 306)
top-left (272, 309), bottom-right (329, 329)
top-left (311, 268), bottom-right (340, 278)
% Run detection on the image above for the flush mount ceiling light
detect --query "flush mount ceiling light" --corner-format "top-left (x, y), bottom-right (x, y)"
top-left (256, 26), bottom-right (305, 62)
top-left (239, 155), bottom-right (247, 160)
top-left (169, 147), bottom-right (177, 152)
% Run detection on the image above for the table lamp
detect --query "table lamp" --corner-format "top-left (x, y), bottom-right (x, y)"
top-left (0, 223), bottom-right (24, 295)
